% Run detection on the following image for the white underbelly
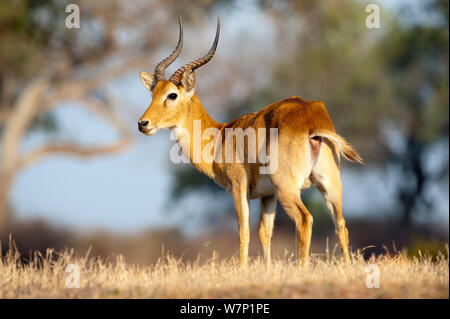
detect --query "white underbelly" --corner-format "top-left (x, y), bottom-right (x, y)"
top-left (249, 175), bottom-right (274, 198)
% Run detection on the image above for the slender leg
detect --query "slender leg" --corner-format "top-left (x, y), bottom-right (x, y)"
top-left (312, 139), bottom-right (351, 262)
top-left (276, 190), bottom-right (313, 264)
top-left (232, 184), bottom-right (250, 267)
top-left (318, 184), bottom-right (350, 262)
top-left (259, 194), bottom-right (277, 266)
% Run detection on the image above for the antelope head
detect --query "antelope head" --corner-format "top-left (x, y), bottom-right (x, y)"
top-left (138, 17), bottom-right (220, 135)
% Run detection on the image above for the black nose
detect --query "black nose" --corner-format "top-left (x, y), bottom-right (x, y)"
top-left (138, 120), bottom-right (149, 129)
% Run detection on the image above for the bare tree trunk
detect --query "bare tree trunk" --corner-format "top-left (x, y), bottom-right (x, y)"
top-left (0, 79), bottom-right (46, 235)
top-left (0, 170), bottom-right (13, 235)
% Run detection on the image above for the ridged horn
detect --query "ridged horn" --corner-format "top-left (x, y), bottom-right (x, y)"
top-left (154, 16), bottom-right (183, 81)
top-left (169, 17), bottom-right (220, 85)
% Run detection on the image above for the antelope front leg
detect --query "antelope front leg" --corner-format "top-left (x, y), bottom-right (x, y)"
top-left (232, 185), bottom-right (250, 267)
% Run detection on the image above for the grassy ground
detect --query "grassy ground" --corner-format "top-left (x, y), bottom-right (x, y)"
top-left (0, 245), bottom-right (448, 298)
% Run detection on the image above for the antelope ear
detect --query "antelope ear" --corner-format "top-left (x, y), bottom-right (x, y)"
top-left (139, 72), bottom-right (156, 91)
top-left (181, 69), bottom-right (195, 93)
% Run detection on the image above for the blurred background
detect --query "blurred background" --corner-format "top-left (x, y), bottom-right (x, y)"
top-left (0, 0), bottom-right (448, 264)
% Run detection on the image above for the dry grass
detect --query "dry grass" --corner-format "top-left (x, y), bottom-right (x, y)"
top-left (0, 244), bottom-right (448, 299)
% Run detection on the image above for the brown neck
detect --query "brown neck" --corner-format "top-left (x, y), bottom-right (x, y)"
top-left (174, 94), bottom-right (222, 178)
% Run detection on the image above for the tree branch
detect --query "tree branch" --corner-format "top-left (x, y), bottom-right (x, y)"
top-left (16, 91), bottom-right (132, 171)
top-left (16, 139), bottom-right (130, 170)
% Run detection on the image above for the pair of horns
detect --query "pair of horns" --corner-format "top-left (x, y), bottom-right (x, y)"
top-left (154, 17), bottom-right (220, 85)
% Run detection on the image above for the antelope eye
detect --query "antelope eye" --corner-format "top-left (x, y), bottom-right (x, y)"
top-left (167, 93), bottom-right (178, 100)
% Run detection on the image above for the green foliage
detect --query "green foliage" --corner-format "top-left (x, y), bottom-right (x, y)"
top-left (0, 0), bottom-right (68, 78)
top-left (379, 19), bottom-right (449, 144)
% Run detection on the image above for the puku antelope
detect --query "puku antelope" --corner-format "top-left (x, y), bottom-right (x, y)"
top-left (138, 18), bottom-right (363, 267)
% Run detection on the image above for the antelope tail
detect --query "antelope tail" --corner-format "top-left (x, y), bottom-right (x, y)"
top-left (310, 129), bottom-right (364, 164)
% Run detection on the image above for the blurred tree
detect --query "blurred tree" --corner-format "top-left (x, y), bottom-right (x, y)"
top-left (0, 0), bottom-right (137, 233)
top-left (378, 0), bottom-right (449, 225)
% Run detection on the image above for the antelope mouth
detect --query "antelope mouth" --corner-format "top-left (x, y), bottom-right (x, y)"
top-left (140, 126), bottom-right (159, 136)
